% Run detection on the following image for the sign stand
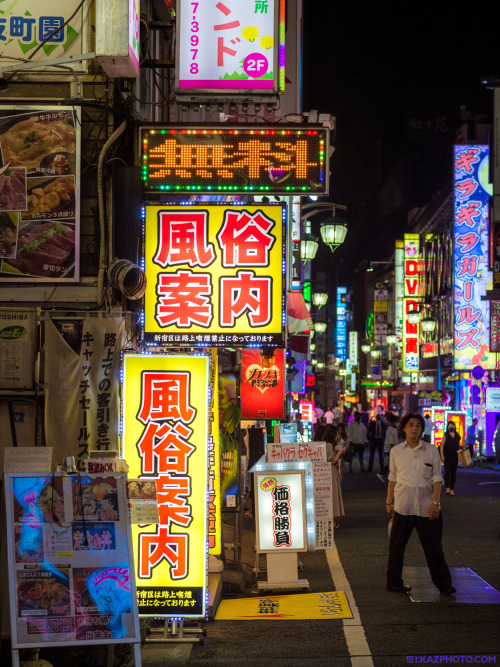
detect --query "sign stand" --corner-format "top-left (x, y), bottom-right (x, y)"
top-left (144, 618), bottom-right (205, 644)
top-left (258, 552), bottom-right (309, 591)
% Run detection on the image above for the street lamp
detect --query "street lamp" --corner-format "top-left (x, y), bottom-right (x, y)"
top-left (300, 232), bottom-right (319, 261)
top-left (361, 340), bottom-right (372, 354)
top-left (421, 315), bottom-right (437, 334)
top-left (370, 347), bottom-right (381, 358)
top-left (317, 361), bottom-right (325, 370)
top-left (314, 321), bottom-right (327, 333)
top-left (407, 308), bottom-right (420, 325)
top-left (319, 217), bottom-right (348, 253)
top-left (386, 331), bottom-right (398, 345)
top-left (312, 291), bottom-right (328, 307)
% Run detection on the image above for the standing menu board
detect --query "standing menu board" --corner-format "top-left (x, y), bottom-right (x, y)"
top-left (4, 473), bottom-right (140, 650)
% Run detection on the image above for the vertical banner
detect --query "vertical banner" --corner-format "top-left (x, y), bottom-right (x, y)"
top-left (431, 406), bottom-right (449, 446)
top-left (403, 233), bottom-right (424, 372)
top-left (122, 354), bottom-right (209, 618)
top-left (208, 349), bottom-right (221, 556)
top-left (240, 348), bottom-right (285, 419)
top-left (395, 240), bottom-right (404, 341)
top-left (453, 145), bottom-right (494, 369)
top-left (44, 317), bottom-right (124, 469)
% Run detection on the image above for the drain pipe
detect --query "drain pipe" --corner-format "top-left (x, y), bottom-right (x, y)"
top-left (96, 119), bottom-right (127, 305)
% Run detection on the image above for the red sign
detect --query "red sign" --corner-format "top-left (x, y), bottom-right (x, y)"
top-left (240, 349), bottom-right (285, 419)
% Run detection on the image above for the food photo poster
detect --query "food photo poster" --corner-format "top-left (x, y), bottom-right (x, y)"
top-left (0, 107), bottom-right (80, 282)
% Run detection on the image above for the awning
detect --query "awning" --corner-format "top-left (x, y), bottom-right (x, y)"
top-left (287, 291), bottom-right (313, 334)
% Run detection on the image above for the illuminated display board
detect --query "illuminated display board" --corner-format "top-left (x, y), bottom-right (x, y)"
top-left (143, 203), bottom-right (286, 346)
top-left (336, 287), bottom-right (347, 361)
top-left (445, 411), bottom-right (466, 444)
top-left (255, 471), bottom-right (307, 553)
top-left (208, 349), bottom-right (221, 555)
top-left (176, 0), bottom-right (285, 101)
top-left (122, 354), bottom-right (209, 618)
top-left (453, 145), bottom-right (494, 370)
top-left (395, 240), bottom-right (404, 341)
top-left (403, 233), bottom-right (424, 372)
top-left (140, 126), bottom-right (329, 195)
top-left (431, 406), bottom-right (450, 446)
top-left (241, 348), bottom-right (285, 419)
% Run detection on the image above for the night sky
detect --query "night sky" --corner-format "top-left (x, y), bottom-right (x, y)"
top-left (302, 4), bottom-right (499, 281)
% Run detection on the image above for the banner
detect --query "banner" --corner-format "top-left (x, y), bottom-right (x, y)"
top-left (144, 203), bottom-right (285, 346)
top-left (241, 348), bottom-right (285, 419)
top-left (122, 353), bottom-right (209, 618)
top-left (0, 106), bottom-right (80, 281)
top-left (44, 316), bottom-right (124, 468)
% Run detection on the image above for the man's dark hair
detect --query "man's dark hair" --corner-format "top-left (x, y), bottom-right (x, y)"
top-left (400, 412), bottom-right (425, 432)
top-left (354, 411), bottom-right (361, 421)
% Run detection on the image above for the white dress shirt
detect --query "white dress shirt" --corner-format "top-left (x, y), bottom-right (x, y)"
top-left (384, 425), bottom-right (400, 453)
top-left (388, 440), bottom-right (443, 517)
top-left (347, 420), bottom-right (367, 444)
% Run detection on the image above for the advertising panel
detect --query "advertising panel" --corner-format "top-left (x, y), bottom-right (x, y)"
top-left (431, 407), bottom-right (449, 446)
top-left (453, 145), bottom-right (494, 369)
top-left (255, 471), bottom-right (306, 553)
top-left (0, 106), bottom-right (80, 282)
top-left (445, 411), bottom-right (466, 444)
top-left (395, 240), bottom-right (404, 341)
top-left (241, 348), bottom-right (285, 419)
top-left (336, 287), bottom-right (347, 361)
top-left (490, 301), bottom-right (500, 352)
top-left (4, 473), bottom-right (140, 648)
top-left (122, 354), bottom-right (209, 618)
top-left (0, 308), bottom-right (36, 389)
top-left (0, 1), bottom-right (88, 72)
top-left (208, 349), bottom-right (221, 555)
top-left (175, 0), bottom-right (285, 101)
top-left (140, 125), bottom-right (329, 196)
top-left (403, 233), bottom-right (424, 372)
top-left (143, 203), bottom-right (285, 346)
top-left (486, 387), bottom-right (500, 412)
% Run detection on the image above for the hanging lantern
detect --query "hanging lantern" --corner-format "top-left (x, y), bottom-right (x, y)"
top-left (317, 361), bottom-right (325, 370)
top-left (314, 322), bottom-right (327, 333)
top-left (371, 348), bottom-right (381, 358)
top-left (386, 332), bottom-right (398, 345)
top-left (421, 315), bottom-right (437, 334)
top-left (407, 308), bottom-right (421, 325)
top-left (361, 341), bottom-right (372, 354)
top-left (300, 232), bottom-right (319, 261)
top-left (310, 342), bottom-right (316, 352)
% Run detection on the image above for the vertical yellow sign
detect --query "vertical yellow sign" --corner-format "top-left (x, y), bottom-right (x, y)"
top-left (208, 349), bottom-right (221, 556)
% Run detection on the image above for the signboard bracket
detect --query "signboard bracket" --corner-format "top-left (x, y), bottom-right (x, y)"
top-left (257, 552), bottom-right (309, 591)
top-left (144, 618), bottom-right (204, 645)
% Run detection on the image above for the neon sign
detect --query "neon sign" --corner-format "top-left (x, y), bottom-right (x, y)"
top-left (403, 233), bottom-right (424, 372)
top-left (140, 126), bottom-right (328, 195)
top-left (453, 145), bottom-right (494, 369)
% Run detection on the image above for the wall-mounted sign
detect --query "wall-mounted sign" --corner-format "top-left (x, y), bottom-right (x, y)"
top-left (431, 406), bottom-right (450, 446)
top-left (490, 301), bottom-right (500, 352)
top-left (241, 348), bottom-right (285, 419)
top-left (485, 386), bottom-right (500, 412)
top-left (140, 126), bottom-right (329, 195)
top-left (0, 1), bottom-right (88, 72)
top-left (395, 240), bottom-right (404, 341)
top-left (453, 145), bottom-right (494, 370)
top-left (143, 203), bottom-right (285, 346)
top-left (403, 233), bottom-right (424, 372)
top-left (336, 287), bottom-right (347, 361)
top-left (96, 0), bottom-right (140, 78)
top-left (175, 0), bottom-right (285, 102)
top-left (255, 471), bottom-right (307, 553)
top-left (122, 353), bottom-right (209, 618)
top-left (0, 106), bottom-right (80, 282)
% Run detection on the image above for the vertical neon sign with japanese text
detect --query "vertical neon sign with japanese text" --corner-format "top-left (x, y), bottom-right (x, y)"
top-left (144, 204), bottom-right (285, 346)
top-left (453, 145), bottom-right (494, 369)
top-left (403, 234), bottom-right (424, 372)
top-left (122, 354), bottom-right (209, 617)
top-left (336, 287), bottom-right (347, 361)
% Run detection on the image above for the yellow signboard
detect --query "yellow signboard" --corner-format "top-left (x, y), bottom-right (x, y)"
top-left (122, 353), bottom-right (209, 617)
top-left (208, 349), bottom-right (221, 556)
top-left (215, 590), bottom-right (352, 620)
top-left (143, 203), bottom-right (285, 346)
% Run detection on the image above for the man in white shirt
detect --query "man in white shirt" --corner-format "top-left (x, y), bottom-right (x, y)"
top-left (347, 411), bottom-right (368, 472)
top-left (324, 407), bottom-right (335, 424)
top-left (385, 413), bottom-right (455, 595)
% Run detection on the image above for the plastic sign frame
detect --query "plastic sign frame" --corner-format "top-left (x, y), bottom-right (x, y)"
top-left (175, 0), bottom-right (285, 103)
top-left (121, 353), bottom-right (210, 618)
top-left (142, 202), bottom-right (286, 347)
top-left (140, 125), bottom-right (329, 195)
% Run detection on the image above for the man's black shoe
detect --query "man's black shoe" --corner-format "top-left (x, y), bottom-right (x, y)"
top-left (438, 586), bottom-right (456, 595)
top-left (386, 584), bottom-right (411, 593)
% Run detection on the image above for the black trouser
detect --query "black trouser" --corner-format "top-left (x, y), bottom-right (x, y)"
top-left (368, 438), bottom-right (384, 472)
top-left (444, 457), bottom-right (458, 490)
top-left (382, 450), bottom-right (391, 476)
top-left (387, 512), bottom-right (452, 590)
top-left (467, 444), bottom-right (474, 462)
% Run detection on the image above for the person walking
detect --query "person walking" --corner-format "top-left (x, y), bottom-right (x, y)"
top-left (466, 418), bottom-right (478, 465)
top-left (347, 411), bottom-right (368, 472)
top-left (381, 415), bottom-right (400, 480)
top-left (323, 425), bottom-right (345, 528)
top-left (324, 406), bottom-right (335, 424)
top-left (386, 413), bottom-right (455, 595)
top-left (367, 414), bottom-right (386, 475)
top-left (439, 421), bottom-right (462, 496)
top-left (334, 422), bottom-right (349, 483)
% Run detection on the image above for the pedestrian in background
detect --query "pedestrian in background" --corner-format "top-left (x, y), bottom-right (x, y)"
top-left (368, 414), bottom-right (386, 475)
top-left (386, 413), bottom-right (455, 596)
top-left (439, 421), bottom-right (462, 496)
top-left (324, 406), bottom-right (335, 424)
top-left (381, 415), bottom-right (400, 480)
top-left (423, 413), bottom-right (434, 443)
top-left (466, 418), bottom-right (478, 466)
top-left (335, 422), bottom-right (349, 483)
top-left (347, 411), bottom-right (368, 472)
top-left (323, 425), bottom-right (345, 528)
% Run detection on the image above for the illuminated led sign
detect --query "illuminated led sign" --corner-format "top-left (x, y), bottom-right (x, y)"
top-left (336, 287), bottom-right (347, 361)
top-left (140, 125), bottom-right (329, 195)
top-left (175, 0), bottom-right (285, 101)
top-left (143, 203), bottom-right (286, 346)
top-left (403, 233), bottom-right (424, 372)
top-left (122, 353), bottom-right (210, 618)
top-left (453, 145), bottom-right (494, 369)
top-left (241, 348), bottom-right (285, 419)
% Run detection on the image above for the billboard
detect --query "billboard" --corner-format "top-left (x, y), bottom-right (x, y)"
top-left (122, 354), bottom-right (210, 617)
top-left (453, 145), bottom-right (494, 369)
top-left (175, 0), bottom-right (285, 102)
top-left (403, 233), bottom-right (424, 372)
top-left (143, 203), bottom-right (286, 346)
top-left (241, 348), bottom-right (285, 419)
top-left (140, 125), bottom-right (329, 196)
top-left (0, 106), bottom-right (80, 281)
